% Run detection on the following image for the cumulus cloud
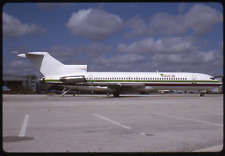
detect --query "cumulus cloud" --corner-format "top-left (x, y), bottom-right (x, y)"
top-left (127, 4), bottom-right (222, 37)
top-left (125, 16), bottom-right (148, 37)
top-left (47, 44), bottom-right (113, 66)
top-left (3, 12), bottom-right (46, 39)
top-left (66, 8), bottom-right (123, 40)
top-left (44, 46), bottom-right (146, 72)
top-left (149, 13), bottom-right (187, 35)
top-left (153, 4), bottom-right (222, 35)
top-left (152, 51), bottom-right (216, 64)
top-left (91, 53), bottom-right (145, 71)
top-left (184, 4), bottom-right (223, 33)
top-left (118, 37), bottom-right (195, 54)
top-left (63, 43), bottom-right (145, 71)
top-left (150, 49), bottom-right (222, 74)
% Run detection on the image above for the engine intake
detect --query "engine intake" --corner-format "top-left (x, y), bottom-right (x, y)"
top-left (60, 75), bottom-right (86, 83)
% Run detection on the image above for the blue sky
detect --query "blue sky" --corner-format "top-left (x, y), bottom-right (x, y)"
top-left (3, 2), bottom-right (223, 79)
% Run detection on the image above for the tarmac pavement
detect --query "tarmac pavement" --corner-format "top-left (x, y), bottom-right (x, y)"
top-left (2, 94), bottom-right (224, 153)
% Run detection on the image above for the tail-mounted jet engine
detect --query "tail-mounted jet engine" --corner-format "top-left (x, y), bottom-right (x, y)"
top-left (59, 75), bottom-right (86, 83)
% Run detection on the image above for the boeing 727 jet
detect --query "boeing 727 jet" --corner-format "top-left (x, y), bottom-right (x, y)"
top-left (18, 52), bottom-right (222, 97)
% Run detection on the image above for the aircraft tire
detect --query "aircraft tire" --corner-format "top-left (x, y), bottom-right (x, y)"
top-left (113, 92), bottom-right (120, 97)
top-left (200, 92), bottom-right (205, 97)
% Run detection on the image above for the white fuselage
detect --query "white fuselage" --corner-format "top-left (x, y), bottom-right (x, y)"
top-left (44, 71), bottom-right (222, 93)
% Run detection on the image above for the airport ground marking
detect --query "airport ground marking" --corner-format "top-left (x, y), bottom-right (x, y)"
top-left (156, 113), bottom-right (223, 127)
top-left (93, 114), bottom-right (148, 135)
top-left (19, 114), bottom-right (29, 137)
top-left (93, 114), bottom-right (151, 136)
top-left (93, 113), bottom-right (131, 130)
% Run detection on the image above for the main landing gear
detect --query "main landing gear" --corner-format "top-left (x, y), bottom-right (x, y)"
top-left (113, 92), bottom-right (120, 97)
top-left (200, 91), bottom-right (206, 97)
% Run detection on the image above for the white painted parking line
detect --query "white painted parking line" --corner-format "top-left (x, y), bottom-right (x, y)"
top-left (19, 114), bottom-right (29, 137)
top-left (93, 113), bottom-right (131, 129)
top-left (155, 113), bottom-right (223, 127)
top-left (93, 114), bottom-right (149, 136)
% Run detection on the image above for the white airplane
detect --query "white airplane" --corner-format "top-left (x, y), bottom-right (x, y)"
top-left (18, 52), bottom-right (222, 97)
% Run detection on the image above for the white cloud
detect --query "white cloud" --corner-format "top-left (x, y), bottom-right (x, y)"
top-left (3, 12), bottom-right (46, 39)
top-left (150, 49), bottom-right (222, 75)
top-left (91, 53), bottom-right (145, 71)
top-left (152, 50), bottom-right (219, 64)
top-left (127, 4), bottom-right (222, 37)
top-left (47, 44), bottom-right (114, 67)
top-left (185, 4), bottom-right (223, 34)
top-left (149, 13), bottom-right (187, 35)
top-left (67, 8), bottom-right (123, 40)
top-left (118, 37), bottom-right (195, 54)
top-left (125, 16), bottom-right (148, 37)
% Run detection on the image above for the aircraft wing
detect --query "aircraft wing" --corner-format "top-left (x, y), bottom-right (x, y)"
top-left (63, 85), bottom-right (113, 92)
top-left (107, 83), bottom-right (145, 87)
top-left (63, 83), bottom-right (149, 94)
top-left (106, 83), bottom-right (152, 94)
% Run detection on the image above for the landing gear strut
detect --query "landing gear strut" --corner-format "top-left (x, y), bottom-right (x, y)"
top-left (61, 87), bottom-right (71, 96)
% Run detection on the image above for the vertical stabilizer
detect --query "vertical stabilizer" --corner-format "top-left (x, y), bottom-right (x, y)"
top-left (18, 52), bottom-right (87, 76)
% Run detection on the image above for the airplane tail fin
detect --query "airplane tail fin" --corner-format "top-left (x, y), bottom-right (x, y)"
top-left (18, 52), bottom-right (87, 77)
